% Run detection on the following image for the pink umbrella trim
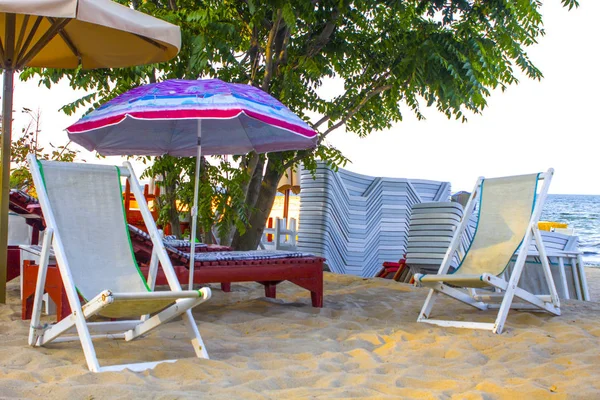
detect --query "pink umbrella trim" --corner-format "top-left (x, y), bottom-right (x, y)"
top-left (67, 108), bottom-right (318, 138)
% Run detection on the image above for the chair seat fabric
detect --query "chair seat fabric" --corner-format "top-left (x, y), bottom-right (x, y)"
top-left (452, 174), bottom-right (539, 277)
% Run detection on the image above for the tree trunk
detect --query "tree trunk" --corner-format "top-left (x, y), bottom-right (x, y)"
top-left (219, 152), bottom-right (260, 247)
top-left (233, 159), bottom-right (283, 250)
top-left (231, 155), bottom-right (265, 248)
top-left (168, 202), bottom-right (181, 238)
top-left (245, 155), bottom-right (265, 211)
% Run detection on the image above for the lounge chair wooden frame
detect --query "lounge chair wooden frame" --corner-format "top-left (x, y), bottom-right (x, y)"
top-left (27, 155), bottom-right (212, 372)
top-left (415, 169), bottom-right (560, 334)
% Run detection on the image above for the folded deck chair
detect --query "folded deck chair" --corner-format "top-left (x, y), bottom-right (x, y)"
top-left (27, 155), bottom-right (211, 372)
top-left (415, 170), bottom-right (561, 334)
top-left (376, 202), bottom-right (466, 283)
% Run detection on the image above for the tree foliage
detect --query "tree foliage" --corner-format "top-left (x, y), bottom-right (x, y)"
top-left (5, 108), bottom-right (78, 196)
top-left (20, 0), bottom-right (578, 247)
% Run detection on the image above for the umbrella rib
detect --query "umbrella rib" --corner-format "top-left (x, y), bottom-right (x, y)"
top-left (15, 16), bottom-right (44, 67)
top-left (15, 15), bottom-right (30, 60)
top-left (134, 34), bottom-right (168, 51)
top-left (3, 14), bottom-right (15, 67)
top-left (47, 17), bottom-right (81, 62)
top-left (0, 37), bottom-right (5, 68)
top-left (16, 18), bottom-right (71, 69)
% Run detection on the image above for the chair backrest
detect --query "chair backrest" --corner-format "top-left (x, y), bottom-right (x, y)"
top-left (454, 173), bottom-right (540, 276)
top-left (35, 160), bottom-right (149, 300)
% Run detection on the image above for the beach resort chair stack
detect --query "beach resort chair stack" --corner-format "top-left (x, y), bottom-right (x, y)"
top-left (415, 170), bottom-right (561, 334)
top-left (379, 202), bottom-right (482, 283)
top-left (297, 162), bottom-right (451, 277)
top-left (26, 156), bottom-right (211, 372)
top-left (508, 231), bottom-right (589, 301)
top-left (404, 202), bottom-right (466, 276)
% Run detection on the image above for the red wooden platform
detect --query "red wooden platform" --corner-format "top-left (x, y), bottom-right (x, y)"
top-left (21, 256), bottom-right (324, 322)
top-left (140, 257), bottom-right (324, 308)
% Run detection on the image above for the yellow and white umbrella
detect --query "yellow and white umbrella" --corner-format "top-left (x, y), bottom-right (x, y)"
top-left (0, 0), bottom-right (181, 302)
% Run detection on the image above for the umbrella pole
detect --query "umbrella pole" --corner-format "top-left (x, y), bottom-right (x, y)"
top-left (0, 68), bottom-right (14, 303)
top-left (188, 120), bottom-right (202, 290)
top-left (283, 189), bottom-right (290, 221)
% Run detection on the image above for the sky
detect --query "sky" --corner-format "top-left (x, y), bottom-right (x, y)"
top-left (3, 0), bottom-right (600, 195)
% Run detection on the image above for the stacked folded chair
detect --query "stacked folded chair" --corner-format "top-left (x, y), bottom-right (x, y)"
top-left (298, 162), bottom-right (451, 277)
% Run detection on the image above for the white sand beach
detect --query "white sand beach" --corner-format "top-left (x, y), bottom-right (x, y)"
top-left (1, 269), bottom-right (600, 399)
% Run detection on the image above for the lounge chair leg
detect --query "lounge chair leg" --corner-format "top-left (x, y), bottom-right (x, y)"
top-left (182, 309), bottom-right (210, 359)
top-left (557, 257), bottom-right (569, 299)
top-left (289, 272), bottom-right (324, 308)
top-left (577, 254), bottom-right (590, 301)
top-left (221, 282), bottom-right (231, 292)
top-left (418, 289), bottom-right (439, 320)
top-left (493, 266), bottom-right (524, 334)
top-left (310, 290), bottom-right (323, 308)
top-left (534, 228), bottom-right (561, 307)
top-left (570, 257), bottom-right (582, 301)
top-left (264, 283), bottom-right (277, 299)
top-left (28, 229), bottom-right (53, 346)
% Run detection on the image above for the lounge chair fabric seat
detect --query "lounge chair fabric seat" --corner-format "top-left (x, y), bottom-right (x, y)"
top-left (39, 161), bottom-right (150, 300)
top-left (449, 174), bottom-right (539, 277)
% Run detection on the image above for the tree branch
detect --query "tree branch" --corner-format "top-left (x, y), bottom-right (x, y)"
top-left (312, 114), bottom-right (330, 130)
top-left (306, 8), bottom-right (339, 58)
top-left (291, 7), bottom-right (340, 72)
top-left (273, 26), bottom-right (290, 75)
top-left (262, 9), bottom-right (283, 92)
top-left (312, 66), bottom-right (378, 130)
top-left (240, 151), bottom-right (260, 201)
top-left (249, 26), bottom-right (261, 86)
top-left (319, 84), bottom-right (393, 142)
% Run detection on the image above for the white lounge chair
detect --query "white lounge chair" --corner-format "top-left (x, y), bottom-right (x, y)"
top-left (27, 155), bottom-right (211, 372)
top-left (415, 169), bottom-right (561, 334)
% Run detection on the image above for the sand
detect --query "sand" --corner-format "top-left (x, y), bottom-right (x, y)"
top-left (1, 269), bottom-right (600, 399)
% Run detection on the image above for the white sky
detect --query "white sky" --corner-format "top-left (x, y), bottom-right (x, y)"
top-left (3, 0), bottom-right (599, 195)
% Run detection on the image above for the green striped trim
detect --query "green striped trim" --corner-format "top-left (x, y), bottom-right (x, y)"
top-left (116, 167), bottom-right (151, 292)
top-left (36, 160), bottom-right (47, 191)
top-left (450, 180), bottom-right (484, 275)
top-left (37, 160), bottom-right (88, 301)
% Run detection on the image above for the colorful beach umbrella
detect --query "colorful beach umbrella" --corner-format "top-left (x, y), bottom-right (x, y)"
top-left (0, 0), bottom-right (181, 303)
top-left (67, 78), bottom-right (318, 289)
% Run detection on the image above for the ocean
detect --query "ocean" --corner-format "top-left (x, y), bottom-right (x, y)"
top-left (541, 195), bottom-right (600, 267)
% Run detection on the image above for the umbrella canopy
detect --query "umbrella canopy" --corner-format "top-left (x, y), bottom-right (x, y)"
top-left (66, 79), bottom-right (318, 156)
top-left (277, 167), bottom-right (301, 195)
top-left (66, 78), bottom-right (318, 290)
top-left (0, 0), bottom-right (181, 303)
top-left (0, 0), bottom-right (180, 69)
